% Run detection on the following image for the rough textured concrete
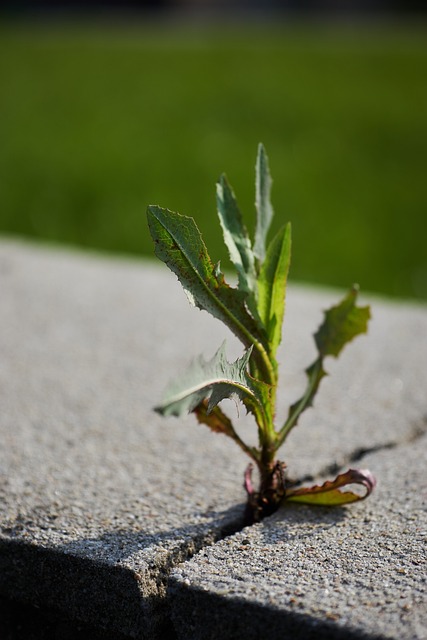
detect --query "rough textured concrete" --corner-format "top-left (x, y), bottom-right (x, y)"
top-left (1, 239), bottom-right (426, 639)
top-left (167, 281), bottom-right (427, 640)
top-left (169, 436), bottom-right (427, 639)
top-left (0, 239), bottom-right (247, 638)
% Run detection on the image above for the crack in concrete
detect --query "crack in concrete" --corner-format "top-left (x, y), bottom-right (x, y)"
top-left (157, 415), bottom-right (427, 577)
top-left (147, 522), bottom-right (245, 599)
top-left (4, 419), bottom-right (426, 639)
top-left (137, 516), bottom-right (248, 639)
top-left (296, 415), bottom-right (427, 486)
top-left (148, 418), bottom-right (427, 636)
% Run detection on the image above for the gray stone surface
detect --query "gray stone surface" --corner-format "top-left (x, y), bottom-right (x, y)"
top-left (169, 436), bottom-right (427, 639)
top-left (1, 239), bottom-right (426, 639)
top-left (0, 240), bottom-right (247, 638)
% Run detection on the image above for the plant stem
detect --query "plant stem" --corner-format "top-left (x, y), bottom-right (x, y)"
top-left (250, 339), bottom-right (276, 388)
top-left (277, 356), bottom-right (324, 447)
top-left (244, 457), bottom-right (287, 523)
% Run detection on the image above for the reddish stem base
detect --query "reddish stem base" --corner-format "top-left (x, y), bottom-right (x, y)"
top-left (243, 461), bottom-right (289, 524)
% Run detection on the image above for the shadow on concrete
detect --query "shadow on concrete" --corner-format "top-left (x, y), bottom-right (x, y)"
top-left (0, 593), bottom-right (131, 640)
top-left (0, 503), bottom-right (354, 639)
top-left (168, 581), bottom-right (389, 640)
top-left (0, 504), bottom-right (244, 640)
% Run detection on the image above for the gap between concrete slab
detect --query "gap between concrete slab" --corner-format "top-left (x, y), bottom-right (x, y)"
top-left (2, 241), bottom-right (426, 639)
top-left (296, 414), bottom-right (427, 484)
top-left (168, 433), bottom-right (427, 640)
top-left (164, 426), bottom-right (427, 640)
top-left (0, 513), bottom-right (246, 640)
top-left (3, 421), bottom-right (425, 640)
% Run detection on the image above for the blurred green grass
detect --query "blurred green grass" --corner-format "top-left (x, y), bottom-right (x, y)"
top-left (0, 22), bottom-right (426, 299)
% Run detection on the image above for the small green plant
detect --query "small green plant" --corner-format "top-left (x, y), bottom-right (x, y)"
top-left (147, 144), bottom-right (375, 523)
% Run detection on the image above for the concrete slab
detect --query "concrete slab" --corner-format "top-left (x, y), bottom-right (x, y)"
top-left (170, 446), bottom-right (427, 639)
top-left (0, 240), bottom-right (247, 638)
top-left (1, 239), bottom-right (426, 638)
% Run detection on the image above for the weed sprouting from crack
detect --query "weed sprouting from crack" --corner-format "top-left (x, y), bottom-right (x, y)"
top-left (147, 144), bottom-right (376, 524)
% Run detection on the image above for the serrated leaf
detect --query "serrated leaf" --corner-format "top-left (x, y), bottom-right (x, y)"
top-left (147, 206), bottom-right (268, 360)
top-left (254, 143), bottom-right (274, 263)
top-left (315, 286), bottom-right (371, 358)
top-left (154, 342), bottom-right (271, 430)
top-left (216, 174), bottom-right (258, 305)
top-left (285, 468), bottom-right (376, 505)
top-left (279, 287), bottom-right (370, 445)
top-left (258, 223), bottom-right (291, 358)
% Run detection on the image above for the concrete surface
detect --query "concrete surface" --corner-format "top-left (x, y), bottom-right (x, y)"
top-left (0, 239), bottom-right (426, 639)
top-left (0, 239), bottom-right (246, 638)
top-left (169, 435), bottom-right (427, 639)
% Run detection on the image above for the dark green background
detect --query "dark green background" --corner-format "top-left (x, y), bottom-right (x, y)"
top-left (1, 23), bottom-right (426, 299)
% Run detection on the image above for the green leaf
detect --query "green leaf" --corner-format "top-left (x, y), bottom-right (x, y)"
top-left (147, 206), bottom-right (270, 366)
top-left (257, 223), bottom-right (291, 358)
top-left (254, 143), bottom-right (274, 264)
top-left (314, 285), bottom-right (371, 358)
top-left (285, 468), bottom-right (376, 505)
top-left (216, 174), bottom-right (258, 305)
top-left (278, 287), bottom-right (370, 446)
top-left (154, 343), bottom-right (271, 430)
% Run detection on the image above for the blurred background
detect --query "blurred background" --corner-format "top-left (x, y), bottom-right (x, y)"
top-left (1, 1), bottom-right (426, 300)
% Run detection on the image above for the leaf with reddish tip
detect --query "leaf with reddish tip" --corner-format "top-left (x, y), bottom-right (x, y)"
top-left (194, 400), bottom-right (260, 463)
top-left (285, 468), bottom-right (376, 505)
top-left (244, 463), bottom-right (255, 496)
top-left (193, 400), bottom-right (235, 437)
